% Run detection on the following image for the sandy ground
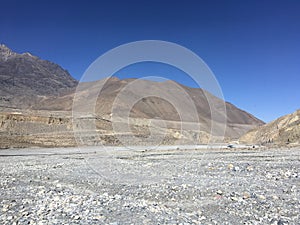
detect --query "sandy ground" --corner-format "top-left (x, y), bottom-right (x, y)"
top-left (0, 146), bottom-right (299, 224)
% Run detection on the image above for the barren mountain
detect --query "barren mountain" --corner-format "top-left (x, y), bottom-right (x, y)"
top-left (240, 109), bottom-right (300, 146)
top-left (0, 44), bottom-right (78, 109)
top-left (36, 77), bottom-right (264, 141)
top-left (0, 45), bottom-right (264, 148)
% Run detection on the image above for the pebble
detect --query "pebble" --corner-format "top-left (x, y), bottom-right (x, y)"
top-left (246, 166), bottom-right (254, 171)
top-left (6, 215), bottom-right (13, 220)
top-left (233, 166), bottom-right (240, 172)
top-left (216, 190), bottom-right (223, 195)
top-left (73, 215), bottom-right (81, 220)
top-left (243, 192), bottom-right (251, 199)
top-left (230, 197), bottom-right (239, 202)
top-left (2, 204), bottom-right (9, 212)
top-left (257, 194), bottom-right (266, 200)
top-left (227, 164), bottom-right (234, 170)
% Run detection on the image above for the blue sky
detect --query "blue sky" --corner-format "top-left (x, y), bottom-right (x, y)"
top-left (1, 0), bottom-right (299, 122)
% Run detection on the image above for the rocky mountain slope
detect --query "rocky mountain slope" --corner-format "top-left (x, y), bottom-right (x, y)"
top-left (0, 45), bottom-right (264, 148)
top-left (240, 109), bottom-right (300, 145)
top-left (0, 44), bottom-right (78, 109)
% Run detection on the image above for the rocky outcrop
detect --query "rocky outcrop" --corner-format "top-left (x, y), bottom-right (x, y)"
top-left (240, 109), bottom-right (300, 146)
top-left (0, 111), bottom-right (75, 148)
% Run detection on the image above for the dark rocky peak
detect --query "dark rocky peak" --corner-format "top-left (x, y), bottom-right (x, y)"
top-left (0, 44), bottom-right (39, 61)
top-left (0, 44), bottom-right (78, 102)
top-left (0, 44), bottom-right (17, 61)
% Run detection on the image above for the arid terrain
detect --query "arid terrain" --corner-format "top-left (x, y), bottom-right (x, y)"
top-left (0, 146), bottom-right (299, 224)
top-left (1, 0), bottom-right (300, 224)
top-left (1, 45), bottom-right (299, 225)
top-left (0, 45), bottom-right (264, 149)
top-left (241, 109), bottom-right (300, 146)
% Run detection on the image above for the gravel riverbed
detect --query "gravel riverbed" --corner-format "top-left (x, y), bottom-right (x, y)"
top-left (0, 147), bottom-right (299, 224)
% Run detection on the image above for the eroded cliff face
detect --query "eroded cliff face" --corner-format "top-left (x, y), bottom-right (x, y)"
top-left (0, 110), bottom-right (217, 149)
top-left (240, 110), bottom-right (300, 146)
top-left (0, 112), bottom-right (75, 148)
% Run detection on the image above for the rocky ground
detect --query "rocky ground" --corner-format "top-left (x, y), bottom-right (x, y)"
top-left (0, 147), bottom-right (299, 224)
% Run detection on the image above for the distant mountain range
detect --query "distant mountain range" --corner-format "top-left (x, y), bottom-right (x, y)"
top-left (0, 44), bottom-right (267, 147)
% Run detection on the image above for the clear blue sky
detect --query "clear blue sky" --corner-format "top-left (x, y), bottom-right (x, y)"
top-left (1, 0), bottom-right (299, 122)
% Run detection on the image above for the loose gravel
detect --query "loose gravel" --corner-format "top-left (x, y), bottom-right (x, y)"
top-left (0, 147), bottom-right (299, 224)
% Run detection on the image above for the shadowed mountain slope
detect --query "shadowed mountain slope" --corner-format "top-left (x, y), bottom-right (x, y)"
top-left (0, 44), bottom-right (78, 109)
